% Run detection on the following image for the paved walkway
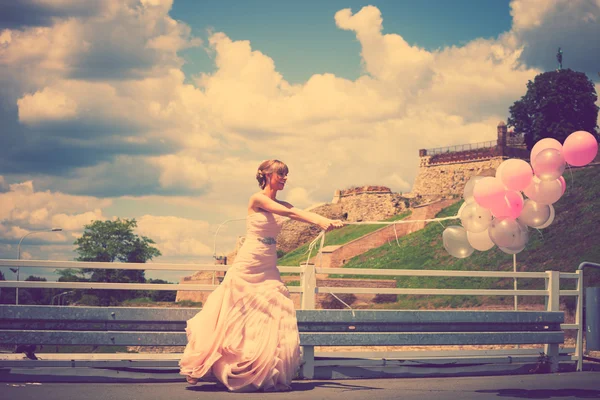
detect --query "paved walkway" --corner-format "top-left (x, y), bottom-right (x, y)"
top-left (4, 372), bottom-right (600, 400)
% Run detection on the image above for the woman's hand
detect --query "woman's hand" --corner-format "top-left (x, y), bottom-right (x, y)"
top-left (319, 218), bottom-right (345, 232)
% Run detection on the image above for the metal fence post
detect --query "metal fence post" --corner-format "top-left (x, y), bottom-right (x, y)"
top-left (513, 254), bottom-right (518, 310)
top-left (300, 263), bottom-right (316, 310)
top-left (545, 270), bottom-right (560, 372)
top-left (576, 269), bottom-right (584, 371)
top-left (300, 262), bottom-right (316, 379)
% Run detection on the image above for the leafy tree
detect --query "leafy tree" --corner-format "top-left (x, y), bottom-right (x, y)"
top-left (144, 278), bottom-right (177, 302)
top-left (0, 269), bottom-right (16, 304)
top-left (19, 276), bottom-right (53, 305)
top-left (57, 268), bottom-right (88, 282)
top-left (507, 69), bottom-right (599, 149)
top-left (73, 218), bottom-right (162, 305)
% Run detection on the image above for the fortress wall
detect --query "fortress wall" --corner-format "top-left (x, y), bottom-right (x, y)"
top-left (411, 157), bottom-right (504, 197)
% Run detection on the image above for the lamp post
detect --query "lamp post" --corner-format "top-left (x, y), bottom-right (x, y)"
top-left (16, 228), bottom-right (62, 305)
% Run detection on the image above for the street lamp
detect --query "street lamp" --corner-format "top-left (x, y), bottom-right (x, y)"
top-left (15, 228), bottom-right (63, 305)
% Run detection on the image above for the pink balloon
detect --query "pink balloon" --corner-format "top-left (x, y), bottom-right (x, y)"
top-left (530, 138), bottom-right (562, 167)
top-left (558, 176), bottom-right (566, 195)
top-left (490, 190), bottom-right (524, 219)
top-left (473, 177), bottom-right (505, 209)
top-left (499, 159), bottom-right (533, 191)
top-left (495, 162), bottom-right (507, 181)
top-left (563, 130), bottom-right (598, 167)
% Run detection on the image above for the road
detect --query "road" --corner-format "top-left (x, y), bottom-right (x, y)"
top-left (3, 372), bottom-right (600, 400)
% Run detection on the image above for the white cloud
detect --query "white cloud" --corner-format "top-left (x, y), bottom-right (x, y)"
top-left (282, 187), bottom-right (316, 210)
top-left (0, 177), bottom-right (224, 262)
top-left (335, 6), bottom-right (434, 90)
top-left (18, 86), bottom-right (78, 122)
top-left (0, 178), bottom-right (110, 239)
top-left (136, 215), bottom-right (214, 257)
top-left (150, 154), bottom-right (210, 191)
top-left (509, 0), bottom-right (600, 75)
top-left (510, 0), bottom-right (558, 30)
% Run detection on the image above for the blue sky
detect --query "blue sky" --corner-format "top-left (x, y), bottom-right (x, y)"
top-left (0, 0), bottom-right (598, 283)
top-left (171, 0), bottom-right (513, 84)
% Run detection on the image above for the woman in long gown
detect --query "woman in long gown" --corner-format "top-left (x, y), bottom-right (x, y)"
top-left (179, 159), bottom-right (344, 392)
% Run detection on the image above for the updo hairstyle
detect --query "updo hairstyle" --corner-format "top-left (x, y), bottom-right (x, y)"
top-left (256, 159), bottom-right (289, 189)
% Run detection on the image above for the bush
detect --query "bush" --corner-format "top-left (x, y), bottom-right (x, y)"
top-left (78, 294), bottom-right (100, 306)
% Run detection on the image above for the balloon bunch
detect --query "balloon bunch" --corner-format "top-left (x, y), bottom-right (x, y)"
top-left (443, 130), bottom-right (598, 258)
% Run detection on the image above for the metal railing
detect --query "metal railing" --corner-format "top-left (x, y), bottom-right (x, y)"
top-left (425, 140), bottom-right (497, 155)
top-left (0, 259), bottom-right (587, 370)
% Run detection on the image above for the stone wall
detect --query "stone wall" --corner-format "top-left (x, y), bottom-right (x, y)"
top-left (410, 121), bottom-right (530, 199)
top-left (411, 157), bottom-right (503, 197)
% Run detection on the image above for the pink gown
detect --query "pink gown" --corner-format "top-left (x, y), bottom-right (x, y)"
top-left (179, 211), bottom-right (301, 392)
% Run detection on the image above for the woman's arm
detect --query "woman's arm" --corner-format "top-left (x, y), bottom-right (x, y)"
top-left (251, 194), bottom-right (344, 231)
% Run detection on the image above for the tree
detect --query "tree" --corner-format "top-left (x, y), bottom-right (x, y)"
top-left (0, 269), bottom-right (16, 304)
top-left (507, 69), bottom-right (599, 150)
top-left (19, 276), bottom-right (54, 305)
top-left (73, 218), bottom-right (162, 305)
top-left (144, 278), bottom-right (177, 302)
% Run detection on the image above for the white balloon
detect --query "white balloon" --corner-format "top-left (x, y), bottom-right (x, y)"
top-left (467, 229), bottom-right (495, 251)
top-left (488, 218), bottom-right (522, 248)
top-left (500, 245), bottom-right (526, 254)
top-left (534, 205), bottom-right (555, 229)
top-left (536, 179), bottom-right (563, 205)
top-left (443, 226), bottom-right (475, 258)
top-left (460, 201), bottom-right (493, 233)
top-left (463, 176), bottom-right (485, 202)
top-left (518, 199), bottom-right (551, 228)
top-left (458, 201), bottom-right (469, 218)
top-left (534, 148), bottom-right (566, 181)
top-left (524, 177), bottom-right (563, 205)
top-left (512, 220), bottom-right (530, 248)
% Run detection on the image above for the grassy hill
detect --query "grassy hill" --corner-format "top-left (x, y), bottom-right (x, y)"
top-left (326, 166), bottom-right (600, 309)
top-left (277, 211), bottom-right (411, 267)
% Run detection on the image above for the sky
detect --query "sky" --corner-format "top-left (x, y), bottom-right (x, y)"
top-left (0, 0), bottom-right (599, 283)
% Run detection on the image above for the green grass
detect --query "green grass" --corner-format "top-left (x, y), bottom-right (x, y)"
top-left (326, 167), bottom-right (600, 309)
top-left (277, 211), bottom-right (411, 267)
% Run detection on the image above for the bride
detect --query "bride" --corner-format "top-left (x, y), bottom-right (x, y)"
top-left (179, 159), bottom-right (344, 392)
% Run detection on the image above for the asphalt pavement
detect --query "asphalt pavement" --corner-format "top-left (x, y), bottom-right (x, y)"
top-left (3, 371), bottom-right (600, 400)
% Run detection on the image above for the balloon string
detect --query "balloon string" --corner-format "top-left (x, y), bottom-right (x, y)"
top-left (535, 227), bottom-right (544, 241)
top-left (213, 217), bottom-right (247, 258)
top-left (393, 223), bottom-right (400, 247)
top-left (344, 215), bottom-right (460, 225)
top-left (566, 163), bottom-right (574, 196)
